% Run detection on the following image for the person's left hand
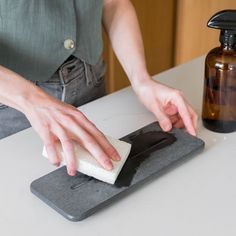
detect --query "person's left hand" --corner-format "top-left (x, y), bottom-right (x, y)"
top-left (132, 78), bottom-right (197, 136)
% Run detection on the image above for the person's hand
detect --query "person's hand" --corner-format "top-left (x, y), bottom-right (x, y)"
top-left (132, 78), bottom-right (197, 136)
top-left (23, 91), bottom-right (121, 176)
top-left (0, 65), bottom-right (120, 176)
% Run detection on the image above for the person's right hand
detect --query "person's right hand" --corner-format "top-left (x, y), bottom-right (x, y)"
top-left (0, 65), bottom-right (120, 176)
top-left (23, 90), bottom-right (121, 176)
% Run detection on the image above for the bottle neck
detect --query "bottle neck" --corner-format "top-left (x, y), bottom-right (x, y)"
top-left (220, 30), bottom-right (236, 50)
top-left (221, 43), bottom-right (235, 50)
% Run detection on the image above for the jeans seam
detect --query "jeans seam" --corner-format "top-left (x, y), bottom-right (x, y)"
top-left (58, 70), bottom-right (66, 102)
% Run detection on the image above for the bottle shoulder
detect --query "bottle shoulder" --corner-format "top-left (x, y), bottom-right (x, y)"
top-left (206, 46), bottom-right (236, 66)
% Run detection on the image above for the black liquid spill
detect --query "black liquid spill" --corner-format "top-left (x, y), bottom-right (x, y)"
top-left (69, 130), bottom-right (177, 190)
top-left (115, 131), bottom-right (176, 188)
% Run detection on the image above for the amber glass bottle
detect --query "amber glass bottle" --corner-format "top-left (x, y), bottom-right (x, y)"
top-left (202, 10), bottom-right (236, 133)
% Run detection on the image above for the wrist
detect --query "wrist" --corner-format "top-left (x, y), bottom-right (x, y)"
top-left (130, 70), bottom-right (153, 91)
top-left (0, 65), bottom-right (53, 114)
top-left (16, 83), bottom-right (51, 114)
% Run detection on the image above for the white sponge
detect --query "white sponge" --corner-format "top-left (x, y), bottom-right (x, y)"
top-left (42, 136), bottom-right (132, 184)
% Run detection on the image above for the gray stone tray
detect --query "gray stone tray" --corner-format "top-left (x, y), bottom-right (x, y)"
top-left (30, 122), bottom-right (205, 221)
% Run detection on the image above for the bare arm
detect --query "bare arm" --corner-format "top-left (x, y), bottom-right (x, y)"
top-left (102, 0), bottom-right (147, 86)
top-left (0, 65), bottom-right (42, 112)
top-left (0, 66), bottom-right (120, 175)
top-left (103, 0), bottom-right (197, 135)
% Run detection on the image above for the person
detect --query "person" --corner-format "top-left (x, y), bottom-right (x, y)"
top-left (0, 0), bottom-right (197, 176)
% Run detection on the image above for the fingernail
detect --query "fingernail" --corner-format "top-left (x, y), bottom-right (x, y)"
top-left (55, 162), bottom-right (60, 167)
top-left (104, 160), bottom-right (113, 170)
top-left (113, 153), bottom-right (121, 161)
top-left (164, 123), bottom-right (171, 131)
top-left (191, 129), bottom-right (197, 136)
top-left (69, 170), bottom-right (76, 176)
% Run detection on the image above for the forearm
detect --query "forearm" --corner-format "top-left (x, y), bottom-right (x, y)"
top-left (0, 65), bottom-right (49, 113)
top-left (102, 0), bottom-right (150, 88)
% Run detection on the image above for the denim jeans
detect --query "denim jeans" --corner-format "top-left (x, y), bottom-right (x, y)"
top-left (0, 56), bottom-right (106, 140)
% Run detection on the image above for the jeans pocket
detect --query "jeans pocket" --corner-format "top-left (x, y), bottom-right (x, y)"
top-left (59, 57), bottom-right (85, 85)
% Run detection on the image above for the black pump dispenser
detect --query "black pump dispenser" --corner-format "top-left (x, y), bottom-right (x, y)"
top-left (202, 10), bottom-right (236, 133)
top-left (208, 10), bottom-right (236, 46)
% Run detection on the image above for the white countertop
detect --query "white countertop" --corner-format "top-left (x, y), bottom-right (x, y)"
top-left (1, 56), bottom-right (235, 235)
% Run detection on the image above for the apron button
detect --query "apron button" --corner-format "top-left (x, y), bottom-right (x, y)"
top-left (64, 39), bottom-right (75, 50)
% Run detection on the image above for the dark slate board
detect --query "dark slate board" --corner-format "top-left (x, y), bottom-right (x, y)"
top-left (30, 121), bottom-right (205, 221)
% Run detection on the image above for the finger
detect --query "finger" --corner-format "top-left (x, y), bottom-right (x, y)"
top-left (172, 95), bottom-right (196, 136)
top-left (169, 114), bottom-right (180, 124)
top-left (169, 113), bottom-right (184, 129)
top-left (57, 118), bottom-right (114, 171)
top-left (81, 138), bottom-right (114, 170)
top-left (173, 119), bottom-right (184, 129)
top-left (41, 131), bottom-right (61, 166)
top-left (187, 105), bottom-right (198, 131)
top-left (53, 125), bottom-right (77, 176)
top-left (150, 102), bottom-right (172, 132)
top-left (164, 103), bottom-right (178, 116)
top-left (71, 113), bottom-right (120, 161)
top-left (87, 130), bottom-right (121, 162)
top-left (61, 138), bottom-right (77, 176)
top-left (45, 141), bottom-right (61, 167)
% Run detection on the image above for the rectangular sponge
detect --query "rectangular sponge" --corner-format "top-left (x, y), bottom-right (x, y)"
top-left (42, 136), bottom-right (132, 184)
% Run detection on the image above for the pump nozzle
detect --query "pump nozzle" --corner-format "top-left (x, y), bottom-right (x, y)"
top-left (208, 10), bottom-right (236, 31)
top-left (208, 10), bottom-right (236, 45)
